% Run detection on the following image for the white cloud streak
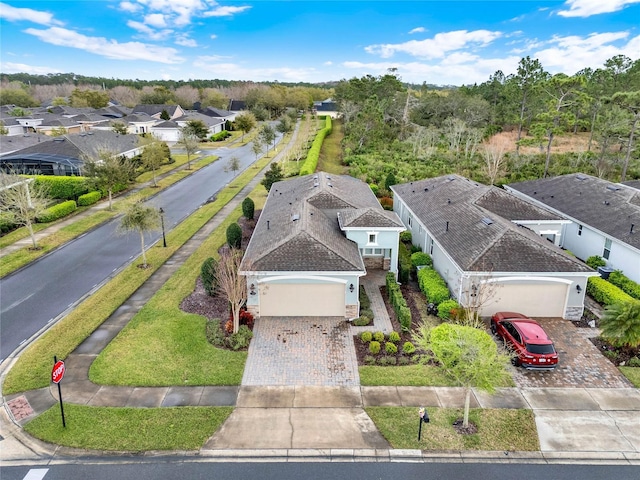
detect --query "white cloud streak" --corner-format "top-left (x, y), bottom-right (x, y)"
top-left (23, 27), bottom-right (184, 64)
top-left (557, 0), bottom-right (640, 17)
top-left (203, 5), bottom-right (252, 17)
top-left (365, 30), bottom-right (502, 59)
top-left (0, 2), bottom-right (63, 26)
top-left (0, 61), bottom-right (62, 75)
top-left (193, 57), bottom-right (317, 81)
top-left (408, 27), bottom-right (425, 34)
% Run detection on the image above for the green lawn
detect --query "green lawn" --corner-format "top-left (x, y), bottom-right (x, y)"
top-left (25, 404), bottom-right (232, 451)
top-left (620, 366), bottom-right (640, 387)
top-left (359, 363), bottom-right (515, 387)
top-left (366, 407), bottom-right (539, 451)
top-left (317, 117), bottom-right (347, 175)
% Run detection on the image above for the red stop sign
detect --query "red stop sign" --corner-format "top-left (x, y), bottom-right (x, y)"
top-left (52, 360), bottom-right (65, 384)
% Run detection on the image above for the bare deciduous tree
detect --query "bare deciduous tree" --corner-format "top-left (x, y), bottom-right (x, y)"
top-left (215, 248), bottom-right (247, 333)
top-left (178, 129), bottom-right (200, 170)
top-left (0, 173), bottom-right (50, 249)
top-left (480, 134), bottom-right (510, 185)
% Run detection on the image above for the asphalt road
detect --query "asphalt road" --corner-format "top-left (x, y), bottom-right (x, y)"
top-left (0, 134), bottom-right (282, 362)
top-left (3, 461), bottom-right (639, 480)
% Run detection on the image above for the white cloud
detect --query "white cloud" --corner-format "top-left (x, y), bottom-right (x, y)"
top-left (0, 2), bottom-right (63, 26)
top-left (557, 0), bottom-right (640, 17)
top-left (119, 1), bottom-right (142, 13)
top-left (176, 35), bottom-right (197, 47)
top-left (23, 27), bottom-right (184, 64)
top-left (532, 32), bottom-right (636, 73)
top-left (324, 61), bottom-right (333, 66)
top-left (210, 34), bottom-right (217, 39)
top-left (365, 30), bottom-right (502, 59)
top-left (127, 20), bottom-right (173, 40)
top-left (196, 54), bottom-right (232, 61)
top-left (408, 27), bottom-right (425, 34)
top-left (144, 13), bottom-right (167, 27)
top-left (193, 58), bottom-right (317, 81)
top-left (203, 5), bottom-right (252, 17)
top-left (0, 61), bottom-right (62, 75)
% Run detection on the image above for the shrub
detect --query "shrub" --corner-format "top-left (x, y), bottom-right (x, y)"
top-left (628, 356), bottom-right (640, 367)
top-left (400, 231), bottom-right (412, 243)
top-left (608, 271), bottom-right (640, 301)
top-left (369, 184), bottom-right (379, 196)
top-left (388, 331), bottom-right (401, 343)
top-left (379, 196), bottom-right (393, 210)
top-left (600, 300), bottom-right (640, 348)
top-left (411, 252), bottom-right (432, 269)
top-left (402, 341), bottom-right (416, 354)
top-left (378, 356), bottom-right (397, 365)
top-left (586, 255), bottom-right (606, 270)
top-left (201, 257), bottom-right (217, 296)
top-left (398, 356), bottom-right (410, 365)
top-left (417, 267), bottom-right (450, 305)
top-left (385, 342), bottom-right (398, 355)
top-left (242, 197), bottom-right (255, 220)
top-left (373, 331), bottom-right (385, 342)
top-left (353, 316), bottom-right (371, 326)
top-left (205, 319), bottom-right (226, 347)
top-left (364, 355), bottom-right (376, 365)
top-left (226, 325), bottom-right (253, 350)
top-left (226, 222), bottom-right (242, 248)
top-left (603, 349), bottom-right (619, 361)
top-left (369, 341), bottom-right (381, 355)
top-left (587, 277), bottom-right (634, 306)
top-left (360, 308), bottom-right (374, 320)
top-left (210, 130), bottom-right (232, 142)
top-left (386, 272), bottom-right (412, 332)
top-left (300, 116), bottom-right (332, 175)
top-left (438, 299), bottom-right (461, 320)
top-left (360, 331), bottom-right (373, 343)
top-left (77, 190), bottom-right (102, 206)
top-left (239, 309), bottom-right (254, 329)
top-left (37, 200), bottom-right (77, 223)
top-left (33, 175), bottom-right (88, 200)
top-left (359, 285), bottom-right (371, 310)
top-left (224, 319), bottom-right (234, 334)
top-left (398, 241), bottom-right (411, 284)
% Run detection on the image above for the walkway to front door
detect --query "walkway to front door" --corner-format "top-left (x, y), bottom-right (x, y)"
top-left (241, 317), bottom-right (360, 386)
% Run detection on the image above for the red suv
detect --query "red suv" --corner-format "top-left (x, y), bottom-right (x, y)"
top-left (490, 312), bottom-right (558, 370)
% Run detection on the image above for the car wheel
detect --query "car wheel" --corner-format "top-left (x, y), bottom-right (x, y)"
top-left (490, 323), bottom-right (497, 335)
top-left (511, 356), bottom-right (521, 367)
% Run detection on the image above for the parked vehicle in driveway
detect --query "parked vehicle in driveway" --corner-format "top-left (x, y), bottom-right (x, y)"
top-left (490, 311), bottom-right (559, 370)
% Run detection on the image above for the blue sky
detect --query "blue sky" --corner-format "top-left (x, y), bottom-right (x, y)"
top-left (1, 0), bottom-right (639, 85)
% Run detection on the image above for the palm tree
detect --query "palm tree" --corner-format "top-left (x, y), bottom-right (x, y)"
top-left (119, 202), bottom-right (161, 268)
top-left (600, 300), bottom-right (640, 349)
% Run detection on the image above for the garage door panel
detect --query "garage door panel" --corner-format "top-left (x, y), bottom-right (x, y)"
top-left (260, 283), bottom-right (345, 317)
top-left (480, 283), bottom-right (567, 318)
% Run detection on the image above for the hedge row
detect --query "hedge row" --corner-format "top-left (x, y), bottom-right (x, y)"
top-left (608, 270), bottom-right (640, 301)
top-left (33, 175), bottom-right (88, 200)
top-left (417, 267), bottom-right (450, 305)
top-left (411, 252), bottom-right (432, 269)
top-left (299, 116), bottom-right (332, 176)
top-left (37, 200), bottom-right (77, 223)
top-left (587, 276), bottom-right (634, 306)
top-left (210, 131), bottom-right (232, 142)
top-left (386, 272), bottom-right (411, 332)
top-left (437, 299), bottom-right (460, 319)
top-left (397, 241), bottom-right (411, 284)
top-left (77, 191), bottom-right (102, 206)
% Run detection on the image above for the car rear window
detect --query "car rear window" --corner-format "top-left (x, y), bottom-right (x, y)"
top-left (526, 343), bottom-right (556, 354)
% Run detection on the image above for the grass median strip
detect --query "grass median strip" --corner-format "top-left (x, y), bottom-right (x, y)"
top-left (365, 406), bottom-right (539, 451)
top-left (359, 364), bottom-right (515, 387)
top-left (2, 153), bottom-right (272, 394)
top-left (25, 404), bottom-right (232, 451)
top-left (620, 366), bottom-right (640, 387)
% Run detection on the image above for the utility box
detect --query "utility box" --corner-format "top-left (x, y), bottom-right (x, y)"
top-left (597, 266), bottom-right (615, 279)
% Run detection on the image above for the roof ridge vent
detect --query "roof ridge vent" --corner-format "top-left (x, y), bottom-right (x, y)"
top-left (481, 217), bottom-right (494, 226)
top-left (606, 185), bottom-right (620, 191)
top-left (576, 174), bottom-right (587, 180)
top-left (291, 214), bottom-right (300, 222)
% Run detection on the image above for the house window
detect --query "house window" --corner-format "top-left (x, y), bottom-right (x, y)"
top-left (408, 216), bottom-right (412, 227)
top-left (364, 248), bottom-right (384, 256)
top-left (367, 232), bottom-right (378, 245)
top-left (578, 225), bottom-right (582, 236)
top-left (603, 238), bottom-right (612, 260)
top-left (428, 237), bottom-right (434, 255)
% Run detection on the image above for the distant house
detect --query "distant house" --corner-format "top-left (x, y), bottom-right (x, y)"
top-left (312, 98), bottom-right (339, 118)
top-left (391, 174), bottom-right (596, 320)
top-left (0, 115), bottom-right (26, 136)
top-left (506, 173), bottom-right (640, 284)
top-left (0, 131), bottom-right (142, 176)
top-left (131, 104), bottom-right (185, 120)
top-left (241, 172), bottom-right (404, 319)
top-left (228, 99), bottom-right (246, 111)
top-left (198, 106), bottom-right (237, 123)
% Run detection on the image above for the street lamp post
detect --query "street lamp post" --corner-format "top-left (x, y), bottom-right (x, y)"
top-left (159, 207), bottom-right (167, 248)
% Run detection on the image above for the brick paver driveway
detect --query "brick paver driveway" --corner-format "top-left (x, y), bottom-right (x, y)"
top-left (509, 318), bottom-right (632, 388)
top-left (242, 317), bottom-right (360, 386)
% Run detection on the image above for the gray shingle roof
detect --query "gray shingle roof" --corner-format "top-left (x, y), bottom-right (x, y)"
top-left (622, 179), bottom-right (640, 191)
top-left (507, 173), bottom-right (640, 249)
top-left (242, 172), bottom-right (392, 273)
top-left (338, 207), bottom-right (404, 228)
top-left (391, 174), bottom-right (590, 273)
top-left (132, 104), bottom-right (181, 117)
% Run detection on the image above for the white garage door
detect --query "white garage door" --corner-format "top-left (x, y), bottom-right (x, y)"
top-left (260, 283), bottom-right (345, 317)
top-left (480, 282), bottom-right (568, 318)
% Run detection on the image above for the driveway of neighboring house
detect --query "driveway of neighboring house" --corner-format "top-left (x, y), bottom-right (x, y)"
top-left (509, 318), bottom-right (632, 388)
top-left (242, 317), bottom-right (360, 387)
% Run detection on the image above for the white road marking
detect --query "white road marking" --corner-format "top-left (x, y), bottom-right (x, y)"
top-left (0, 292), bottom-right (35, 314)
top-left (23, 468), bottom-right (49, 480)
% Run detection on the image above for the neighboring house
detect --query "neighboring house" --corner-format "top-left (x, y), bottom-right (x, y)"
top-left (0, 133), bottom-right (50, 156)
top-left (33, 115), bottom-right (83, 136)
top-left (391, 174), bottom-right (597, 320)
top-left (173, 112), bottom-right (226, 136)
top-left (132, 104), bottom-right (185, 120)
top-left (0, 115), bottom-right (26, 136)
top-left (150, 120), bottom-right (181, 143)
top-left (228, 99), bottom-right (246, 112)
top-left (240, 172), bottom-right (404, 319)
top-left (312, 98), bottom-right (339, 118)
top-left (198, 106), bottom-right (237, 123)
top-left (0, 130), bottom-right (142, 176)
top-left (121, 113), bottom-right (157, 135)
top-left (506, 173), bottom-right (640, 284)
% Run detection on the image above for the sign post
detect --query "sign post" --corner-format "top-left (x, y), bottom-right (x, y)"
top-left (52, 356), bottom-right (66, 428)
